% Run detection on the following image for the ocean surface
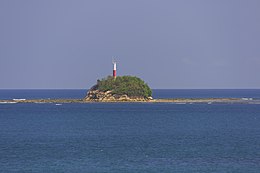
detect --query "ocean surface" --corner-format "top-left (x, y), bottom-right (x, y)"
top-left (0, 89), bottom-right (260, 172)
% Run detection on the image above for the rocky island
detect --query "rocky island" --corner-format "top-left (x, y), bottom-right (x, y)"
top-left (85, 76), bottom-right (153, 102)
top-left (0, 76), bottom-right (257, 104)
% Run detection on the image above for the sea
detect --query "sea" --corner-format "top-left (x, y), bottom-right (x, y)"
top-left (0, 89), bottom-right (259, 173)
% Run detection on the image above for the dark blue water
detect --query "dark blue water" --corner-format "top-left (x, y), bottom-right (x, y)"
top-left (0, 89), bottom-right (87, 100)
top-left (152, 89), bottom-right (260, 100)
top-left (0, 90), bottom-right (260, 172)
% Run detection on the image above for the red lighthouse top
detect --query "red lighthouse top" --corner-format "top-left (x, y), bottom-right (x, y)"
top-left (112, 61), bottom-right (116, 78)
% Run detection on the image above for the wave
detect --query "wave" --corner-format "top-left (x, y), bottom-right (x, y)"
top-left (0, 101), bottom-right (17, 104)
top-left (13, 99), bottom-right (26, 101)
top-left (242, 98), bottom-right (253, 101)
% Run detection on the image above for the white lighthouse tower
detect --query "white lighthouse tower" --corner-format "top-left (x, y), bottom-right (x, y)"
top-left (112, 60), bottom-right (117, 78)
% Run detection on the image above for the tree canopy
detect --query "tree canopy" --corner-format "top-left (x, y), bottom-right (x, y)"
top-left (95, 76), bottom-right (152, 98)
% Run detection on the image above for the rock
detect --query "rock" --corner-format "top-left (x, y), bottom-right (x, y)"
top-left (85, 89), bottom-right (149, 102)
top-left (148, 96), bottom-right (153, 100)
top-left (118, 94), bottom-right (130, 101)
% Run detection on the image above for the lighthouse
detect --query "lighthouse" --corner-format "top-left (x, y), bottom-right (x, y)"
top-left (112, 60), bottom-right (117, 78)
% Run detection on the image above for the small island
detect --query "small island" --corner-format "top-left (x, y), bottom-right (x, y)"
top-left (85, 76), bottom-right (153, 102)
top-left (0, 62), bottom-right (257, 104)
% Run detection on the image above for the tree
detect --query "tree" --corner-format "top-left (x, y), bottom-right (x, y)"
top-left (95, 76), bottom-right (152, 98)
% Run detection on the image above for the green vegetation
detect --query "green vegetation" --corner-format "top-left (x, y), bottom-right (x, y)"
top-left (95, 76), bottom-right (152, 98)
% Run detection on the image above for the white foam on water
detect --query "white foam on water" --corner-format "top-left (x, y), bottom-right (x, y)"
top-left (0, 102), bottom-right (17, 104)
top-left (242, 98), bottom-right (253, 101)
top-left (13, 99), bottom-right (26, 101)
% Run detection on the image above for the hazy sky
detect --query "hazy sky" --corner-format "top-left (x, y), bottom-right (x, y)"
top-left (0, 0), bottom-right (259, 89)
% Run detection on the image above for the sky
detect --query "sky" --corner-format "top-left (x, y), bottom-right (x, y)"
top-left (0, 0), bottom-right (259, 89)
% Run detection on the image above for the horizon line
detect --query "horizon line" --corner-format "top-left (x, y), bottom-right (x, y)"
top-left (0, 88), bottom-right (260, 90)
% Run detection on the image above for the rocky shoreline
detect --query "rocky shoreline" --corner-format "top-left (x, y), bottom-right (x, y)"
top-left (0, 89), bottom-right (257, 104)
top-left (85, 89), bottom-right (152, 102)
top-left (0, 98), bottom-right (258, 104)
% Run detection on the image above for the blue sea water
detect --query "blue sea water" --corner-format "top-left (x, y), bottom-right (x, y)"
top-left (0, 90), bottom-right (260, 172)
